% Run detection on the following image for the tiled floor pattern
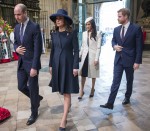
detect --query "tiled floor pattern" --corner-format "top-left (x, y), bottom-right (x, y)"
top-left (0, 40), bottom-right (150, 131)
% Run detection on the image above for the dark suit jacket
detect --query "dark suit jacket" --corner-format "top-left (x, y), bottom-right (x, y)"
top-left (112, 23), bottom-right (143, 67)
top-left (14, 20), bottom-right (42, 72)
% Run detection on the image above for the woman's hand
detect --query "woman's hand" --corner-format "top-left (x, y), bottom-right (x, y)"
top-left (73, 69), bottom-right (78, 77)
top-left (94, 61), bottom-right (99, 66)
top-left (49, 67), bottom-right (52, 75)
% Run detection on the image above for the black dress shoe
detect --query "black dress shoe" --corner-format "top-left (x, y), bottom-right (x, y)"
top-left (26, 115), bottom-right (38, 125)
top-left (100, 103), bottom-right (114, 109)
top-left (122, 98), bottom-right (130, 105)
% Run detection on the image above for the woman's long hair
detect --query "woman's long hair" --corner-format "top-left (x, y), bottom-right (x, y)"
top-left (89, 19), bottom-right (97, 41)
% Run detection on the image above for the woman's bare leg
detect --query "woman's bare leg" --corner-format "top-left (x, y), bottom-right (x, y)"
top-left (60, 93), bottom-right (71, 128)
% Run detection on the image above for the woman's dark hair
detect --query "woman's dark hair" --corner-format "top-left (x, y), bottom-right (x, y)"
top-left (89, 19), bottom-right (97, 41)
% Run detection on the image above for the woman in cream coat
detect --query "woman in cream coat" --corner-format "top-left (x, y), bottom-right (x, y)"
top-left (78, 17), bottom-right (101, 99)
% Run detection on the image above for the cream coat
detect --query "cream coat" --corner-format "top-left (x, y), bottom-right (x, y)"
top-left (79, 31), bottom-right (101, 78)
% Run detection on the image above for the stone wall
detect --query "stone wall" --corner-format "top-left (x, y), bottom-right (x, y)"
top-left (39, 0), bottom-right (73, 46)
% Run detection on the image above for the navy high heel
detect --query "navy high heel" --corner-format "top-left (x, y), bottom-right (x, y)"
top-left (59, 127), bottom-right (65, 131)
top-left (59, 120), bottom-right (67, 131)
top-left (78, 91), bottom-right (84, 99)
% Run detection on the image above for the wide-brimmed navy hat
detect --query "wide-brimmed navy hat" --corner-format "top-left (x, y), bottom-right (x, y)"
top-left (50, 9), bottom-right (73, 25)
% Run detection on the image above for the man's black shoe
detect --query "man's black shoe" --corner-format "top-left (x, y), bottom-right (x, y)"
top-left (100, 103), bottom-right (114, 110)
top-left (26, 114), bottom-right (38, 125)
top-left (122, 98), bottom-right (130, 105)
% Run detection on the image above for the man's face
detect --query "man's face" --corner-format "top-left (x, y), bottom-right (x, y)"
top-left (117, 12), bottom-right (127, 24)
top-left (14, 6), bottom-right (27, 23)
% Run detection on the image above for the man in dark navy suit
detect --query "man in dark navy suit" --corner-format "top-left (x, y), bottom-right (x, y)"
top-left (100, 8), bottom-right (143, 109)
top-left (14, 4), bottom-right (43, 125)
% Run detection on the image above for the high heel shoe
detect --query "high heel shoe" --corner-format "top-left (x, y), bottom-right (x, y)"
top-left (59, 120), bottom-right (67, 131)
top-left (59, 127), bottom-right (65, 131)
top-left (89, 89), bottom-right (95, 98)
top-left (78, 91), bottom-right (84, 100)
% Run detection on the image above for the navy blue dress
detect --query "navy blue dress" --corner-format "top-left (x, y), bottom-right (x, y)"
top-left (49, 30), bottom-right (79, 94)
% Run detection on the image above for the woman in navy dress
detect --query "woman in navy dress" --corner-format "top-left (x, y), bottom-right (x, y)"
top-left (49, 9), bottom-right (79, 131)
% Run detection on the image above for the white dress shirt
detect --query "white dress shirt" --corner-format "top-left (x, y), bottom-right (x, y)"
top-left (120, 21), bottom-right (130, 37)
top-left (20, 17), bottom-right (29, 36)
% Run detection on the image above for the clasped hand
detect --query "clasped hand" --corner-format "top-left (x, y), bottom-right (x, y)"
top-left (114, 45), bottom-right (123, 52)
top-left (16, 45), bottom-right (26, 55)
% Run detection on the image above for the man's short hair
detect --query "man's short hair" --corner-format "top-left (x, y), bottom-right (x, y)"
top-left (118, 8), bottom-right (130, 18)
top-left (17, 3), bottom-right (27, 13)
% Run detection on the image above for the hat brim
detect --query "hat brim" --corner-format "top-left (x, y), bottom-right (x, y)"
top-left (50, 13), bottom-right (73, 25)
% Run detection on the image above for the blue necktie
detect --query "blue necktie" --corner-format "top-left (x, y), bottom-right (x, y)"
top-left (20, 24), bottom-right (24, 43)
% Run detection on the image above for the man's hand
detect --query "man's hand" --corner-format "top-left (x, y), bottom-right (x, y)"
top-left (73, 69), bottom-right (78, 77)
top-left (114, 45), bottom-right (123, 52)
top-left (133, 63), bottom-right (140, 70)
top-left (16, 45), bottom-right (26, 55)
top-left (30, 68), bottom-right (37, 77)
top-left (49, 67), bottom-right (52, 75)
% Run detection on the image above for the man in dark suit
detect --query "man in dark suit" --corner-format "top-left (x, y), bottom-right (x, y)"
top-left (100, 8), bottom-right (143, 109)
top-left (14, 4), bottom-right (43, 125)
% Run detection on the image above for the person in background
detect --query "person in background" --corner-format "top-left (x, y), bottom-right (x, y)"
top-left (0, 27), bottom-right (12, 63)
top-left (78, 17), bottom-right (101, 99)
top-left (41, 28), bottom-right (46, 54)
top-left (0, 27), bottom-right (3, 63)
top-left (10, 29), bottom-right (19, 60)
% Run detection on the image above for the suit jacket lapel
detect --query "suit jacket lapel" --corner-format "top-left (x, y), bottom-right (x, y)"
top-left (22, 20), bottom-right (31, 43)
top-left (16, 24), bottom-right (21, 44)
top-left (123, 23), bottom-right (133, 43)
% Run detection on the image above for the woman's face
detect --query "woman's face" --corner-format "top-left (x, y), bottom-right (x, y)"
top-left (86, 21), bottom-right (92, 31)
top-left (56, 16), bottom-right (65, 27)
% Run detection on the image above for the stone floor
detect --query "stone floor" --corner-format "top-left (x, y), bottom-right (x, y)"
top-left (0, 39), bottom-right (150, 131)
